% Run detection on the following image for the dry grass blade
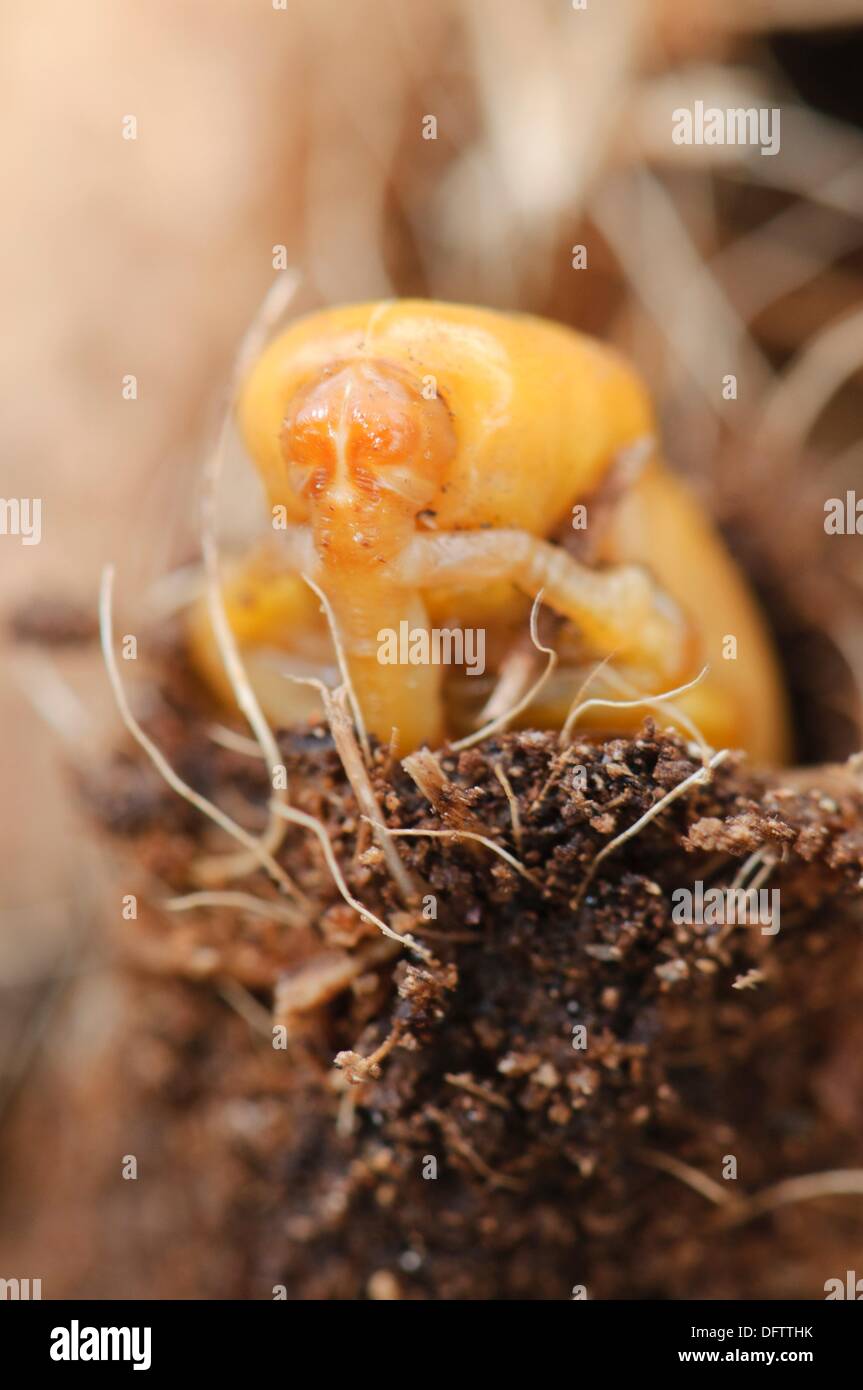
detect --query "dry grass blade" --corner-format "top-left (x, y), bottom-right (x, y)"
top-left (493, 762), bottom-right (523, 854)
top-left (591, 169), bottom-right (772, 420)
top-left (12, 651), bottom-right (93, 747)
top-left (755, 303), bottom-right (863, 451)
top-left (289, 674), bottom-right (417, 904)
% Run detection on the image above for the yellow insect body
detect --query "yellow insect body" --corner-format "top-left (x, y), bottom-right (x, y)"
top-left (189, 300), bottom-right (790, 763)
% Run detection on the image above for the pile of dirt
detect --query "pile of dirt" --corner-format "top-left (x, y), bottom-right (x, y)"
top-left (28, 639), bottom-right (859, 1300)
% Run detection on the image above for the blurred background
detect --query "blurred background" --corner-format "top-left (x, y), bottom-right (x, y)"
top-left (2, 0), bottom-right (863, 1293)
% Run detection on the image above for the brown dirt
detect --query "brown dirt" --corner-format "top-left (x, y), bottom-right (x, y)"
top-left (4, 630), bottom-right (862, 1300)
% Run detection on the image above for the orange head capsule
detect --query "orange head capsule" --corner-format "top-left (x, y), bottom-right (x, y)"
top-left (280, 359), bottom-right (455, 566)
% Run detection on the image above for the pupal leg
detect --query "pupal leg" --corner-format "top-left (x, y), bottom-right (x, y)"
top-left (187, 531), bottom-right (446, 750)
top-left (306, 571), bottom-right (446, 752)
top-left (399, 530), bottom-right (695, 682)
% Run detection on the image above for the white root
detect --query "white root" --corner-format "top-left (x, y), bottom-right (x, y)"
top-left (560, 663), bottom-right (712, 763)
top-left (272, 802), bottom-right (429, 960)
top-left (99, 565), bottom-right (299, 899)
top-left (636, 1148), bottom-right (733, 1208)
top-left (302, 573), bottom-right (371, 763)
top-left (370, 820), bottom-right (541, 887)
top-left (452, 591), bottom-right (556, 751)
top-left (575, 748), bottom-right (731, 907)
top-left (206, 723), bottom-right (265, 758)
top-left (163, 890), bottom-right (307, 930)
top-left (719, 1169), bottom-right (863, 1228)
top-left (639, 1150), bottom-right (863, 1230)
top-left (196, 272), bottom-right (301, 885)
top-left (493, 762), bottom-right (523, 854)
